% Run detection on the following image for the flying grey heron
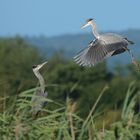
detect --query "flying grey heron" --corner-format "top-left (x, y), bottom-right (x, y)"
top-left (31, 61), bottom-right (48, 116)
top-left (74, 19), bottom-right (138, 67)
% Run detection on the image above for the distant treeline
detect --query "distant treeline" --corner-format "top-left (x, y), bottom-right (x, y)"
top-left (24, 29), bottom-right (140, 62)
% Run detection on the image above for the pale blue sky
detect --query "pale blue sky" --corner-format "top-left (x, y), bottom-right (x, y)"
top-left (0, 0), bottom-right (140, 36)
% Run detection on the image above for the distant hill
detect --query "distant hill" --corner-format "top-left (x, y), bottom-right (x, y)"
top-left (24, 29), bottom-right (140, 67)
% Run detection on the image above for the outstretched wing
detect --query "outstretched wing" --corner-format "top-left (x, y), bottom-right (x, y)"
top-left (74, 39), bottom-right (110, 66)
top-left (74, 34), bottom-right (131, 67)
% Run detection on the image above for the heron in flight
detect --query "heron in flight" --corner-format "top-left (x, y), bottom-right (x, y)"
top-left (31, 61), bottom-right (48, 116)
top-left (74, 19), bottom-right (138, 67)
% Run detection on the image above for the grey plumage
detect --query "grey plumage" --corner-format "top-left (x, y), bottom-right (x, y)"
top-left (31, 61), bottom-right (48, 116)
top-left (74, 19), bottom-right (137, 67)
top-left (31, 89), bottom-right (48, 116)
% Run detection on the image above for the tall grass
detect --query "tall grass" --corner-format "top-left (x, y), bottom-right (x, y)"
top-left (0, 82), bottom-right (139, 140)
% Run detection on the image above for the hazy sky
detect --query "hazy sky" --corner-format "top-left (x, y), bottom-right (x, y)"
top-left (0, 0), bottom-right (140, 36)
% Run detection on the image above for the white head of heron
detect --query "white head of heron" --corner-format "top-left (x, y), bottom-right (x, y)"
top-left (81, 18), bottom-right (94, 29)
top-left (32, 61), bottom-right (47, 72)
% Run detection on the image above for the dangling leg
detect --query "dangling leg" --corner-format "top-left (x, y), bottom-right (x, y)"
top-left (125, 47), bottom-right (139, 67)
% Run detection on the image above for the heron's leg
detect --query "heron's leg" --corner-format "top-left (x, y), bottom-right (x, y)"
top-left (125, 47), bottom-right (139, 67)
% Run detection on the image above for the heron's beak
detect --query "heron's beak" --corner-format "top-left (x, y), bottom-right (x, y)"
top-left (38, 61), bottom-right (47, 69)
top-left (81, 22), bottom-right (89, 29)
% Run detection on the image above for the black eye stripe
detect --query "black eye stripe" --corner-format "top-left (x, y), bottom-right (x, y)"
top-left (32, 65), bottom-right (37, 68)
top-left (87, 18), bottom-right (93, 22)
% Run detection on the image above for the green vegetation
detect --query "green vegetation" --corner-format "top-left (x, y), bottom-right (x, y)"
top-left (0, 36), bottom-right (43, 95)
top-left (0, 37), bottom-right (140, 139)
top-left (0, 82), bottom-right (139, 140)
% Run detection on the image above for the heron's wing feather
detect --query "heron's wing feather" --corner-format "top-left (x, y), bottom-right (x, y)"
top-left (86, 40), bottom-right (108, 65)
top-left (100, 33), bottom-right (127, 44)
top-left (111, 48), bottom-right (126, 56)
top-left (74, 39), bottom-right (109, 66)
top-left (74, 41), bottom-right (94, 66)
top-left (100, 33), bottom-right (129, 52)
top-left (31, 89), bottom-right (48, 115)
top-left (105, 42), bottom-right (127, 53)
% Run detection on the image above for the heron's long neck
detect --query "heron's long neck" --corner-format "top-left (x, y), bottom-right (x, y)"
top-left (91, 21), bottom-right (100, 39)
top-left (34, 71), bottom-right (45, 92)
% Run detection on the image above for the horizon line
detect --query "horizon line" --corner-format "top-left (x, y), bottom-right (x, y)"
top-left (0, 28), bottom-right (140, 38)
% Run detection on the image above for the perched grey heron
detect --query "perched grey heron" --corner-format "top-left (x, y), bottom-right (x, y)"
top-left (31, 61), bottom-right (48, 116)
top-left (74, 19), bottom-right (138, 67)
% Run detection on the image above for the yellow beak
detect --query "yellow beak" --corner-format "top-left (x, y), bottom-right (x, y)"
top-left (38, 61), bottom-right (47, 69)
top-left (81, 22), bottom-right (89, 29)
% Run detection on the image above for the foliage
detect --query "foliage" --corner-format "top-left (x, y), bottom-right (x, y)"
top-left (0, 83), bottom-right (139, 140)
top-left (44, 58), bottom-right (136, 117)
top-left (0, 37), bottom-right (43, 96)
top-left (0, 36), bottom-right (140, 139)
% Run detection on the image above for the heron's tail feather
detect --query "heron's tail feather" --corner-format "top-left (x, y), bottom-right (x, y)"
top-left (124, 38), bottom-right (134, 44)
top-left (128, 40), bottom-right (134, 44)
